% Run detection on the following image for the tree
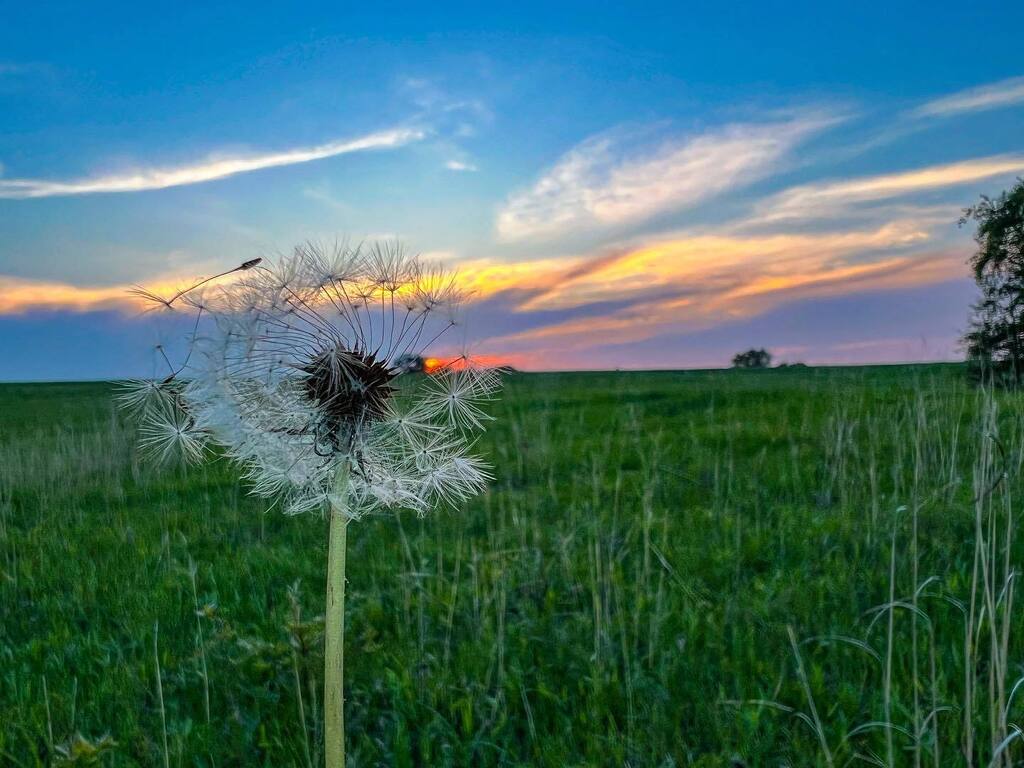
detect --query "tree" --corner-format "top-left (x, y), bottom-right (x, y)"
top-left (731, 348), bottom-right (772, 369)
top-left (962, 179), bottom-right (1024, 386)
top-left (393, 353), bottom-right (425, 373)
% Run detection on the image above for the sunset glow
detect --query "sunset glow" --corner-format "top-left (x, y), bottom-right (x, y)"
top-left (1, 7), bottom-right (1022, 378)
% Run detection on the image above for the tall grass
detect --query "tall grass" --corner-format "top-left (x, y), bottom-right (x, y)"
top-left (1, 367), bottom-right (1023, 766)
top-left (746, 384), bottom-right (1024, 767)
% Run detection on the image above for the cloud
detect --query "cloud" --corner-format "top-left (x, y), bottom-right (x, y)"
top-left (0, 264), bottom-right (239, 314)
top-left (0, 276), bottom-right (143, 313)
top-left (913, 76), bottom-right (1024, 118)
top-left (0, 128), bottom-right (424, 199)
top-left (445, 160), bottom-right (478, 172)
top-left (507, 221), bottom-right (934, 312)
top-left (0, 216), bottom-right (970, 375)
top-left (752, 154), bottom-right (1024, 224)
top-left (1, 218), bottom-right (941, 316)
top-left (483, 243), bottom-right (963, 356)
top-left (495, 114), bottom-right (837, 241)
top-left (451, 208), bottom-right (970, 366)
top-left (302, 183), bottom-right (352, 212)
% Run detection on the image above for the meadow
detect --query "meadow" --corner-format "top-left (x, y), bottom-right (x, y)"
top-left (2, 365), bottom-right (1024, 767)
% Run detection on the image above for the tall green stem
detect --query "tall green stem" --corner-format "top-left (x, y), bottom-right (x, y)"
top-left (324, 465), bottom-right (349, 768)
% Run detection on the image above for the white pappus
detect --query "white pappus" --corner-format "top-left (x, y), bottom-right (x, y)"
top-left (118, 240), bottom-right (499, 519)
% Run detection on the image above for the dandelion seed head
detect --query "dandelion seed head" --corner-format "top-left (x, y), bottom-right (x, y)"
top-left (120, 240), bottom-right (498, 518)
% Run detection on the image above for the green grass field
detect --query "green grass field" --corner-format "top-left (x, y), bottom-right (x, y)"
top-left (3, 365), bottom-right (1024, 767)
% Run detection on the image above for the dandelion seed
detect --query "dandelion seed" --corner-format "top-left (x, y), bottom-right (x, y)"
top-left (115, 377), bottom-right (175, 415)
top-left (424, 365), bottom-right (497, 430)
top-left (137, 400), bottom-right (206, 465)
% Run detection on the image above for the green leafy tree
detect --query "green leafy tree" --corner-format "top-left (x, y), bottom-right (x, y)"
top-left (962, 179), bottom-right (1024, 386)
top-left (731, 348), bottom-right (772, 369)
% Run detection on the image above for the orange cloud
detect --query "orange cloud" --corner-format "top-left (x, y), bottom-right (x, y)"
top-left (0, 218), bottom-right (971, 374)
top-left (0, 275), bottom-right (206, 314)
top-left (0, 276), bottom-right (135, 313)
top-left (472, 225), bottom-right (968, 354)
top-left (466, 220), bottom-right (935, 316)
top-left (451, 255), bottom-right (585, 297)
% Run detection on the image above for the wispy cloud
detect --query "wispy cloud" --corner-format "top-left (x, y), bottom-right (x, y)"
top-left (445, 160), bottom-right (478, 172)
top-left (912, 76), bottom-right (1024, 118)
top-left (0, 214), bottom-right (970, 375)
top-left (0, 262), bottom-right (237, 313)
top-left (0, 275), bottom-right (149, 313)
top-left (498, 221), bottom-right (936, 313)
top-left (0, 128), bottom-right (424, 199)
top-left (752, 154), bottom-right (1024, 224)
top-left (495, 114), bottom-right (838, 241)
top-left (483, 241), bottom-right (962, 355)
top-left (447, 195), bottom-right (973, 369)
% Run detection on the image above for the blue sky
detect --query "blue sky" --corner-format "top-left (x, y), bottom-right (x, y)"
top-left (1, 2), bottom-right (1023, 377)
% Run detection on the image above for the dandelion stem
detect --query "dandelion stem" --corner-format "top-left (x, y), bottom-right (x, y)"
top-left (324, 464), bottom-right (350, 768)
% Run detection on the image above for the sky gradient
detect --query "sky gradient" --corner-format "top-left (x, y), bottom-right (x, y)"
top-left (1, 2), bottom-right (1023, 378)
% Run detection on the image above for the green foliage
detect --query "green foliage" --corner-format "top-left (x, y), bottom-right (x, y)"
top-left (1, 366), bottom-right (1023, 766)
top-left (963, 178), bottom-right (1024, 385)
top-left (731, 349), bottom-right (772, 369)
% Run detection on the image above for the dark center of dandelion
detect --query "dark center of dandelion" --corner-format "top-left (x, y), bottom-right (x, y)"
top-left (302, 348), bottom-right (398, 449)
